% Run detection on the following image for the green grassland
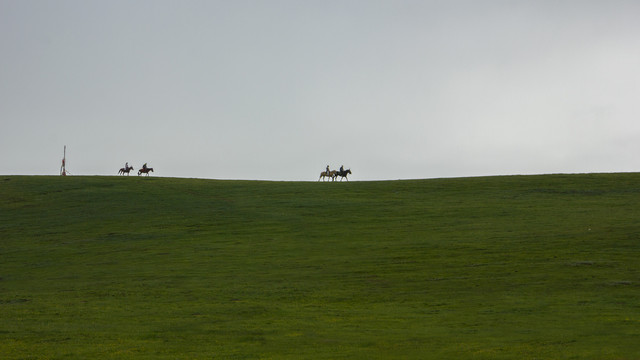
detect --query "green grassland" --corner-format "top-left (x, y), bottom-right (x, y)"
top-left (1, 174), bottom-right (639, 359)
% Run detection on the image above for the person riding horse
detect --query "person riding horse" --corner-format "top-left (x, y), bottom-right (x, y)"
top-left (138, 163), bottom-right (154, 176)
top-left (336, 166), bottom-right (351, 181)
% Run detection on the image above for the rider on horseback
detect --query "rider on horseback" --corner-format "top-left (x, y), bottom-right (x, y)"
top-left (143, 163), bottom-right (148, 170)
top-left (340, 165), bottom-right (344, 173)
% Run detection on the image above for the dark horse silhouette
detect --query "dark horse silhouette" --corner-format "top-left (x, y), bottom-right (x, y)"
top-left (138, 167), bottom-right (154, 176)
top-left (118, 166), bottom-right (134, 176)
top-left (336, 168), bottom-right (352, 181)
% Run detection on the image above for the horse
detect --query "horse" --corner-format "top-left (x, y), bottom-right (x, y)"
top-left (118, 166), bottom-right (134, 176)
top-left (319, 170), bottom-right (337, 182)
top-left (138, 167), bottom-right (154, 176)
top-left (336, 168), bottom-right (352, 181)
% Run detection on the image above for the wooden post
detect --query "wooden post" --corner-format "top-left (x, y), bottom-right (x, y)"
top-left (60, 146), bottom-right (67, 176)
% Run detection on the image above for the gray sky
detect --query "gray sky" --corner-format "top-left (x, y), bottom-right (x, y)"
top-left (2, 0), bottom-right (640, 180)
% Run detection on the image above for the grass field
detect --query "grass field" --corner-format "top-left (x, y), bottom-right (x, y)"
top-left (1, 174), bottom-right (639, 359)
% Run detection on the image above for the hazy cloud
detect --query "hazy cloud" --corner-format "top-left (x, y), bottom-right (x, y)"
top-left (2, 0), bottom-right (640, 180)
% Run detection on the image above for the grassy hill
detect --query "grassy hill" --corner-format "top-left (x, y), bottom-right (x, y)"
top-left (1, 174), bottom-right (639, 359)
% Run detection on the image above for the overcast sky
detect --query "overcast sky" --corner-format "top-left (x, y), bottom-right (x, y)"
top-left (2, 0), bottom-right (640, 180)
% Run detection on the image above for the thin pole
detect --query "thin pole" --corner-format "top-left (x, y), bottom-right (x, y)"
top-left (61, 145), bottom-right (67, 176)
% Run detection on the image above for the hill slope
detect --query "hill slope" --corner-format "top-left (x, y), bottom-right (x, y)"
top-left (1, 174), bottom-right (639, 359)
